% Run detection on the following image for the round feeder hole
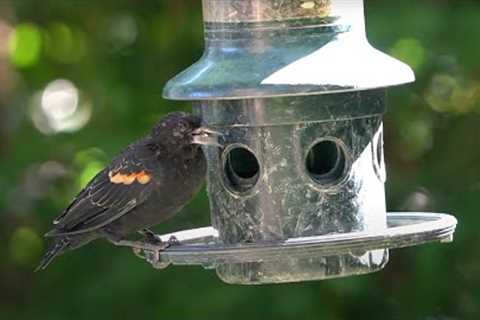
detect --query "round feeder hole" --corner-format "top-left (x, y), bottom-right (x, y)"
top-left (223, 145), bottom-right (260, 193)
top-left (306, 139), bottom-right (348, 186)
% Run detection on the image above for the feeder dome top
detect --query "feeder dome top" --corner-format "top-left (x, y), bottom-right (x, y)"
top-left (163, 0), bottom-right (415, 101)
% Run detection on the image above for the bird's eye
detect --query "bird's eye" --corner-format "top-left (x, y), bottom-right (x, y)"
top-left (178, 122), bottom-right (189, 132)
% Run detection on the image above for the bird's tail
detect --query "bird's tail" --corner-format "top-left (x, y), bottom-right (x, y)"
top-left (35, 237), bottom-right (70, 272)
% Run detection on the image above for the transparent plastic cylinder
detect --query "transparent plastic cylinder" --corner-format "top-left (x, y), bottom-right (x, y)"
top-left (196, 90), bottom-right (389, 284)
top-left (202, 0), bottom-right (364, 31)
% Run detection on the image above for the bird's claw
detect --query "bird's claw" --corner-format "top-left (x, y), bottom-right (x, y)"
top-left (167, 235), bottom-right (181, 246)
top-left (139, 228), bottom-right (162, 245)
top-left (138, 229), bottom-right (180, 247)
top-left (130, 232), bottom-right (180, 269)
top-left (135, 248), bottom-right (170, 269)
top-left (132, 244), bottom-right (170, 269)
top-left (133, 247), bottom-right (146, 259)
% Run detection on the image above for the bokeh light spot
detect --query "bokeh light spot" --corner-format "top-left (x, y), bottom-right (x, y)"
top-left (400, 118), bottom-right (433, 159)
top-left (42, 79), bottom-right (79, 120)
top-left (389, 38), bottom-right (426, 71)
top-left (8, 23), bottom-right (42, 68)
top-left (9, 227), bottom-right (43, 267)
top-left (74, 147), bottom-right (107, 166)
top-left (45, 22), bottom-right (86, 63)
top-left (107, 13), bottom-right (138, 51)
top-left (30, 79), bottom-right (92, 134)
top-left (74, 148), bottom-right (108, 189)
top-left (402, 188), bottom-right (433, 211)
top-left (79, 161), bottom-right (104, 188)
top-left (425, 73), bottom-right (479, 114)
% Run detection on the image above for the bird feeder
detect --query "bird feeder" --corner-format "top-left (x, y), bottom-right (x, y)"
top-left (129, 0), bottom-right (457, 284)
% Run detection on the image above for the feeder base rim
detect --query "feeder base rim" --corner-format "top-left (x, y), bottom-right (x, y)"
top-left (123, 212), bottom-right (456, 269)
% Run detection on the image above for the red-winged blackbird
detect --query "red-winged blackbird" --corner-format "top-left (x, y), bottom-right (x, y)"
top-left (36, 111), bottom-right (220, 271)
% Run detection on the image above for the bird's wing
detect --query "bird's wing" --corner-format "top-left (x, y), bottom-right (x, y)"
top-left (47, 144), bottom-right (157, 236)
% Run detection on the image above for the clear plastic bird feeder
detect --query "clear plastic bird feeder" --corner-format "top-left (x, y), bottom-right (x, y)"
top-left (128, 0), bottom-right (457, 284)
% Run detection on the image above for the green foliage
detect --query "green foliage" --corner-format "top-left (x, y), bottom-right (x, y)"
top-left (8, 23), bottom-right (43, 68)
top-left (0, 0), bottom-right (479, 319)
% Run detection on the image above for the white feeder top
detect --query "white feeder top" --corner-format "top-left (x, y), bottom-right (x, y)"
top-left (163, 0), bottom-right (414, 100)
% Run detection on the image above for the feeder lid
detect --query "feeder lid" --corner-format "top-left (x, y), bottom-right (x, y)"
top-left (163, 31), bottom-right (415, 101)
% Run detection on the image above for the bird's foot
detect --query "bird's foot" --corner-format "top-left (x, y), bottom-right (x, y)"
top-left (167, 235), bottom-right (181, 246)
top-left (138, 229), bottom-right (181, 247)
top-left (138, 228), bottom-right (163, 245)
top-left (108, 230), bottom-right (180, 269)
top-left (135, 235), bottom-right (180, 269)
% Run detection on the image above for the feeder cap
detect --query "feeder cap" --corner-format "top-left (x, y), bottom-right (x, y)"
top-left (163, 0), bottom-right (415, 101)
top-left (163, 34), bottom-right (415, 100)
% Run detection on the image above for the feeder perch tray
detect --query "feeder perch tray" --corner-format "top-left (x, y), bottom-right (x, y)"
top-left (119, 212), bottom-right (457, 284)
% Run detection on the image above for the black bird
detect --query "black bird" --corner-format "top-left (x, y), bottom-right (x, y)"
top-left (36, 111), bottom-right (220, 271)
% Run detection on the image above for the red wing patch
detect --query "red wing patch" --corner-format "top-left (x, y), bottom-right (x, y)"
top-left (108, 170), bottom-right (152, 185)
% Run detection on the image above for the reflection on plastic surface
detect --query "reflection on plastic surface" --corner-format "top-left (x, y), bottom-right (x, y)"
top-left (261, 34), bottom-right (414, 89)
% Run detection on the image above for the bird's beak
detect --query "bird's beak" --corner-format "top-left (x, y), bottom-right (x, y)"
top-left (192, 127), bottom-right (223, 148)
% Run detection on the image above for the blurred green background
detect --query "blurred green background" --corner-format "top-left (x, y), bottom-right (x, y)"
top-left (0, 0), bottom-right (479, 319)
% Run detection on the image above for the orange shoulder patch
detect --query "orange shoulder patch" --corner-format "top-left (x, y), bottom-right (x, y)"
top-left (136, 171), bottom-right (151, 184)
top-left (109, 171), bottom-right (125, 184)
top-left (108, 170), bottom-right (152, 185)
top-left (123, 174), bottom-right (136, 185)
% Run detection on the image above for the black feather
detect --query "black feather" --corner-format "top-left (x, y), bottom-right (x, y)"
top-left (35, 238), bottom-right (70, 272)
